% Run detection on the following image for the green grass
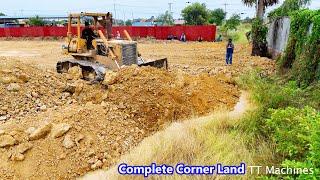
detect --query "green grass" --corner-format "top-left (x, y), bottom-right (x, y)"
top-left (235, 71), bottom-right (320, 179)
top-left (218, 23), bottom-right (251, 44)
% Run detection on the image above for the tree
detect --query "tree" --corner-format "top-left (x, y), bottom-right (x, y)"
top-left (117, 20), bottom-right (125, 26)
top-left (114, 19), bottom-right (125, 25)
top-left (208, 8), bottom-right (226, 26)
top-left (28, 16), bottom-right (45, 26)
top-left (242, 0), bottom-right (280, 56)
top-left (156, 11), bottom-right (174, 25)
top-left (281, 0), bottom-right (311, 10)
top-left (181, 2), bottom-right (210, 25)
top-left (220, 14), bottom-right (241, 39)
top-left (224, 14), bottom-right (241, 31)
top-left (242, 0), bottom-right (279, 19)
top-left (268, 0), bottom-right (311, 19)
top-left (125, 19), bottom-right (132, 26)
top-left (0, 12), bottom-right (5, 16)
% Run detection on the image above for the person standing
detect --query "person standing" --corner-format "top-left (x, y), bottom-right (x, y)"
top-left (81, 21), bottom-right (96, 49)
top-left (226, 38), bottom-right (234, 65)
top-left (180, 33), bottom-right (186, 42)
top-left (215, 34), bottom-right (222, 42)
top-left (116, 31), bottom-right (121, 39)
top-left (99, 12), bottom-right (113, 39)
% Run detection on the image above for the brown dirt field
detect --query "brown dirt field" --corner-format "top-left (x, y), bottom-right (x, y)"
top-left (0, 40), bottom-right (275, 179)
top-left (0, 40), bottom-right (275, 75)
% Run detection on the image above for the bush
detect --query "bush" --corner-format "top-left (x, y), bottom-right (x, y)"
top-left (236, 72), bottom-right (303, 139)
top-left (237, 72), bottom-right (320, 179)
top-left (279, 10), bottom-right (320, 87)
top-left (28, 15), bottom-right (45, 26)
top-left (267, 106), bottom-right (320, 178)
top-left (251, 18), bottom-right (268, 56)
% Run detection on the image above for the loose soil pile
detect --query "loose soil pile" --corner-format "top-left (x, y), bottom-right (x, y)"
top-left (0, 58), bottom-right (239, 179)
top-left (0, 57), bottom-right (107, 121)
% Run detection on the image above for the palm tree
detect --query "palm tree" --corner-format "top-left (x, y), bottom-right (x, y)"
top-left (242, 0), bottom-right (279, 56)
top-left (242, 0), bottom-right (279, 19)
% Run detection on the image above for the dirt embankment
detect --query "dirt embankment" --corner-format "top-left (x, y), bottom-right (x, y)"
top-left (0, 59), bottom-right (240, 179)
top-left (0, 57), bottom-right (107, 122)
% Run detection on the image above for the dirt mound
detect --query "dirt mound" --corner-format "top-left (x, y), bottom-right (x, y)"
top-left (0, 61), bottom-right (239, 179)
top-left (0, 57), bottom-right (107, 122)
top-left (105, 66), bottom-right (239, 132)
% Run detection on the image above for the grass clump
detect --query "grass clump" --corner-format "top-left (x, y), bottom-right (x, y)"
top-left (236, 71), bottom-right (320, 179)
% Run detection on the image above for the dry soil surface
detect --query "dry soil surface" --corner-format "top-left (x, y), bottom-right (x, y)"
top-left (0, 40), bottom-right (275, 75)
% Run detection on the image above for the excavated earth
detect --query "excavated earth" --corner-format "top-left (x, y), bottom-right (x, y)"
top-left (0, 40), bottom-right (275, 179)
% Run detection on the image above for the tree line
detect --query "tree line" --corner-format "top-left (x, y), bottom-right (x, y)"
top-left (156, 3), bottom-right (227, 26)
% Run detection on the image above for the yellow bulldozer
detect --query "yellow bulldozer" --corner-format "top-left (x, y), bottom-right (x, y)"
top-left (56, 12), bottom-right (168, 82)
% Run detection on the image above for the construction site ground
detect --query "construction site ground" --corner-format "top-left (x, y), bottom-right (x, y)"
top-left (0, 39), bottom-right (275, 179)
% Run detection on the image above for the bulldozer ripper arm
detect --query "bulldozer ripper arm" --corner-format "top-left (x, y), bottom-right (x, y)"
top-left (98, 30), bottom-right (120, 69)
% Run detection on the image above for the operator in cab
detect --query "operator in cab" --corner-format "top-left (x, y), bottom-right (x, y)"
top-left (81, 21), bottom-right (96, 49)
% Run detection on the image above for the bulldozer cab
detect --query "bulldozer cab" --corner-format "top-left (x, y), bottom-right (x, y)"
top-left (64, 12), bottom-right (112, 55)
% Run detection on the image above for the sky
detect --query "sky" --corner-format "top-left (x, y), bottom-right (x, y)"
top-left (1, 0), bottom-right (319, 20)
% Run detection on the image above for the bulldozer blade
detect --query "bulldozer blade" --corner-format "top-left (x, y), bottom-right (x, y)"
top-left (138, 58), bottom-right (168, 69)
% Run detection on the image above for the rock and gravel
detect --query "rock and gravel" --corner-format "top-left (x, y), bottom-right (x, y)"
top-left (0, 61), bottom-right (241, 179)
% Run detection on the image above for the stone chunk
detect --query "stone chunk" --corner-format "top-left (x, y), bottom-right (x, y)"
top-left (63, 134), bottom-right (75, 149)
top-left (29, 123), bottom-right (52, 140)
top-left (17, 142), bottom-right (33, 154)
top-left (91, 160), bottom-right (103, 170)
top-left (11, 153), bottom-right (25, 161)
top-left (0, 116), bottom-right (7, 121)
top-left (25, 127), bottom-right (36, 135)
top-left (51, 123), bottom-right (71, 138)
top-left (31, 92), bottom-right (39, 98)
top-left (6, 83), bottom-right (20, 92)
top-left (102, 70), bottom-right (117, 85)
top-left (0, 135), bottom-right (16, 147)
top-left (17, 73), bottom-right (30, 82)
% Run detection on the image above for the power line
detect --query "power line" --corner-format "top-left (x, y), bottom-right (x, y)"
top-left (222, 3), bottom-right (230, 15)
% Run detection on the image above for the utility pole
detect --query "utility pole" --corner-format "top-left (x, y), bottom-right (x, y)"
top-left (123, 11), bottom-right (126, 25)
top-left (168, 3), bottom-right (173, 16)
top-left (113, 0), bottom-right (117, 25)
top-left (132, 12), bottom-right (134, 23)
top-left (168, 2), bottom-right (174, 25)
top-left (222, 3), bottom-right (229, 15)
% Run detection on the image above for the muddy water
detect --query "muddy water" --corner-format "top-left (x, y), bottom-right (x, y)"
top-left (229, 91), bottom-right (250, 118)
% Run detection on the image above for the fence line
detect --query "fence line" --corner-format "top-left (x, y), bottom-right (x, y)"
top-left (0, 25), bottom-right (216, 41)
